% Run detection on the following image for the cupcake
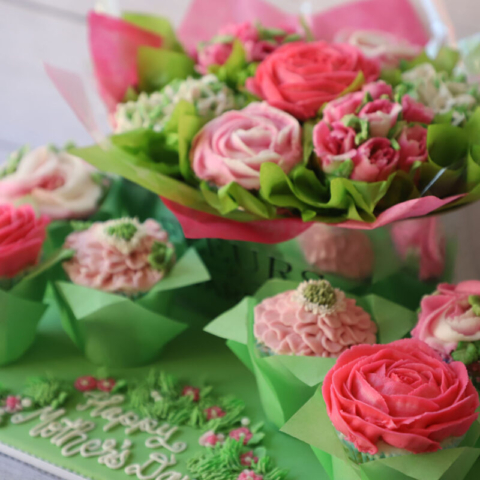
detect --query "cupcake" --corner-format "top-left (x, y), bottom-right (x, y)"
top-left (254, 280), bottom-right (377, 358)
top-left (298, 225), bottom-right (374, 281)
top-left (62, 217), bottom-right (175, 296)
top-left (0, 146), bottom-right (105, 220)
top-left (322, 339), bottom-right (479, 464)
top-left (54, 217), bottom-right (209, 367)
top-left (411, 281), bottom-right (480, 387)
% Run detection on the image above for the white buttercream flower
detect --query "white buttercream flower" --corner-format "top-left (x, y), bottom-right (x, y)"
top-left (113, 75), bottom-right (237, 134)
top-left (0, 146), bottom-right (104, 220)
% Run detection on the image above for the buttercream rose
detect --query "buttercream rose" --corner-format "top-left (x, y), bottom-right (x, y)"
top-left (322, 81), bottom-right (393, 124)
top-left (190, 102), bottom-right (302, 190)
top-left (323, 339), bottom-right (479, 456)
top-left (358, 99), bottom-right (403, 137)
top-left (247, 41), bottom-right (380, 120)
top-left (401, 95), bottom-right (435, 124)
top-left (0, 204), bottom-right (49, 279)
top-left (0, 147), bottom-right (104, 220)
top-left (412, 281), bottom-right (480, 356)
top-left (63, 218), bottom-right (175, 295)
top-left (313, 121), bottom-right (357, 169)
top-left (254, 280), bottom-right (377, 357)
top-left (351, 138), bottom-right (400, 182)
top-left (398, 124), bottom-right (428, 171)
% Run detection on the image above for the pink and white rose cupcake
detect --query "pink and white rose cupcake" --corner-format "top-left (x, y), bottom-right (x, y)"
top-left (323, 339), bottom-right (479, 463)
top-left (62, 218), bottom-right (175, 296)
top-left (298, 225), bottom-right (374, 281)
top-left (254, 280), bottom-right (377, 357)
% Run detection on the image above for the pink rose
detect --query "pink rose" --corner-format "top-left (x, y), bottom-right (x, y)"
top-left (196, 22), bottom-right (296, 74)
top-left (240, 451), bottom-right (258, 466)
top-left (97, 378), bottom-right (116, 392)
top-left (402, 95), bottom-right (435, 124)
top-left (412, 281), bottom-right (480, 356)
top-left (391, 218), bottom-right (445, 281)
top-left (199, 430), bottom-right (225, 447)
top-left (4, 396), bottom-right (23, 413)
top-left (398, 124), bottom-right (428, 171)
top-left (74, 376), bottom-right (97, 392)
top-left (247, 42), bottom-right (380, 120)
top-left (358, 99), bottom-right (402, 137)
top-left (63, 218), bottom-right (174, 295)
top-left (190, 102), bottom-right (302, 190)
top-left (323, 339), bottom-right (479, 455)
top-left (229, 427), bottom-right (252, 445)
top-left (238, 471), bottom-right (263, 480)
top-left (313, 121), bottom-right (357, 170)
top-left (351, 138), bottom-right (400, 182)
top-left (0, 204), bottom-right (49, 279)
top-left (204, 406), bottom-right (226, 420)
top-left (362, 81), bottom-right (393, 100)
top-left (182, 386), bottom-right (200, 402)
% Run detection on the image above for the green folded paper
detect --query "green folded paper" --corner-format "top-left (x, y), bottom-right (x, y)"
top-left (205, 278), bottom-right (417, 428)
top-left (53, 248), bottom-right (210, 368)
top-left (0, 250), bottom-right (72, 366)
top-left (282, 388), bottom-right (480, 480)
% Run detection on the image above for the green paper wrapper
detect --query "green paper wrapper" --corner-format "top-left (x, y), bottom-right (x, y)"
top-left (205, 278), bottom-right (417, 428)
top-left (0, 250), bottom-right (72, 366)
top-left (52, 248), bottom-right (210, 368)
top-left (282, 388), bottom-right (480, 480)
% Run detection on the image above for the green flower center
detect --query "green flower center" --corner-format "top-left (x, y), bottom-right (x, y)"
top-left (105, 222), bottom-right (138, 242)
top-left (303, 281), bottom-right (336, 308)
top-left (148, 241), bottom-right (174, 272)
top-left (469, 295), bottom-right (480, 316)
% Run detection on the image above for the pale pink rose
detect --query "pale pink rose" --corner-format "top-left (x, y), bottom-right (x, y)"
top-left (254, 282), bottom-right (376, 357)
top-left (190, 102), bottom-right (302, 190)
top-left (322, 81), bottom-right (392, 124)
top-left (412, 281), bottom-right (480, 356)
top-left (237, 471), bottom-right (263, 480)
top-left (63, 219), bottom-right (173, 296)
top-left (298, 225), bottom-right (374, 280)
top-left (335, 29), bottom-right (421, 69)
top-left (323, 339), bottom-right (479, 455)
top-left (0, 147), bottom-right (104, 220)
top-left (391, 217), bottom-right (445, 281)
top-left (402, 95), bottom-right (435, 124)
top-left (351, 138), bottom-right (400, 182)
top-left (229, 427), bottom-right (252, 445)
top-left (359, 99), bottom-right (403, 137)
top-left (313, 121), bottom-right (357, 170)
top-left (398, 124), bottom-right (428, 171)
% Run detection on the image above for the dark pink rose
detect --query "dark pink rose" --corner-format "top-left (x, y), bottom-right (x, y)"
top-left (0, 204), bottom-right (49, 279)
top-left (313, 121), bottom-right (357, 171)
top-left (323, 339), bottom-right (479, 455)
top-left (412, 281), bottom-right (480, 356)
top-left (247, 41), bottom-right (380, 120)
top-left (351, 138), bottom-right (400, 182)
top-left (402, 95), bottom-right (435, 124)
top-left (398, 124), bottom-right (428, 171)
top-left (359, 99), bottom-right (402, 137)
top-left (391, 217), bottom-right (445, 281)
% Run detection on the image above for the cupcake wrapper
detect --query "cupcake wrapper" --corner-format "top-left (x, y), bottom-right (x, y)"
top-left (205, 278), bottom-right (417, 428)
top-left (282, 388), bottom-right (480, 480)
top-left (53, 248), bottom-right (210, 368)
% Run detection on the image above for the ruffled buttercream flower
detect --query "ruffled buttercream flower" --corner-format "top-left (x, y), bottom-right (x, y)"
top-left (323, 339), bottom-right (479, 455)
top-left (62, 218), bottom-right (175, 295)
top-left (298, 225), bottom-right (374, 280)
top-left (0, 146), bottom-right (104, 220)
top-left (254, 280), bottom-right (376, 357)
top-left (113, 75), bottom-right (237, 133)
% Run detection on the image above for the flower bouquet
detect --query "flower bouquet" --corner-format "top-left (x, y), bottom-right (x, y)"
top-left (0, 204), bottom-right (70, 365)
top-left (282, 339), bottom-right (480, 480)
top-left (52, 217), bottom-right (210, 368)
top-left (54, 0), bottom-right (480, 244)
top-left (205, 278), bottom-right (416, 427)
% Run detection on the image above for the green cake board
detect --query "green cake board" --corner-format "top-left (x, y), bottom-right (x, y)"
top-left (0, 303), bottom-right (325, 480)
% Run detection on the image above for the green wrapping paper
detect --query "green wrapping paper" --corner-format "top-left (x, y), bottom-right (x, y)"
top-left (0, 250), bottom-right (72, 365)
top-left (53, 248), bottom-right (210, 368)
top-left (282, 388), bottom-right (480, 480)
top-left (205, 278), bottom-right (417, 428)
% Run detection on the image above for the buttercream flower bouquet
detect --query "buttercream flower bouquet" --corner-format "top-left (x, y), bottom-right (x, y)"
top-left (282, 339), bottom-right (480, 480)
top-left (205, 278), bottom-right (417, 428)
top-left (52, 217), bottom-right (210, 368)
top-left (0, 204), bottom-right (71, 365)
top-left (61, 0), bottom-right (480, 245)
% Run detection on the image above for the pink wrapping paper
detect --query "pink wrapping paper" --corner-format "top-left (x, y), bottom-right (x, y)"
top-left (88, 12), bottom-right (163, 112)
top-left (162, 194), bottom-right (464, 243)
